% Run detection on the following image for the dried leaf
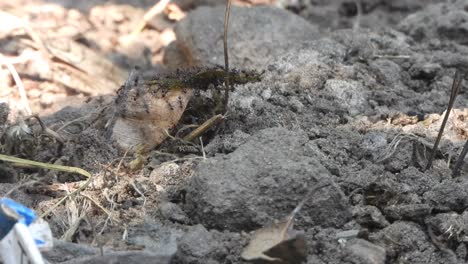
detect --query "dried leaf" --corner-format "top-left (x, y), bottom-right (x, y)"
top-left (165, 3), bottom-right (185, 21)
top-left (110, 73), bottom-right (193, 152)
top-left (241, 183), bottom-right (331, 263)
top-left (241, 219), bottom-right (306, 263)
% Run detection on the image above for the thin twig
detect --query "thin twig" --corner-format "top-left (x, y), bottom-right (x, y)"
top-left (183, 114), bottom-right (224, 141)
top-left (0, 54), bottom-right (32, 116)
top-left (425, 70), bottom-right (463, 171)
top-left (29, 115), bottom-right (65, 144)
top-left (353, 0), bottom-right (362, 31)
top-left (81, 193), bottom-right (119, 223)
top-left (222, 0), bottom-right (232, 115)
top-left (130, 181), bottom-right (147, 208)
top-left (200, 137), bottom-right (206, 160)
top-left (452, 140), bottom-right (468, 177)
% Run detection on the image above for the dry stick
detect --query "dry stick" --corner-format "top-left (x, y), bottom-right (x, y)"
top-left (81, 193), bottom-right (118, 223)
top-left (452, 140), bottom-right (468, 177)
top-left (222, 0), bottom-right (232, 115)
top-left (29, 115), bottom-right (65, 144)
top-left (183, 114), bottom-right (224, 141)
top-left (353, 0), bottom-right (362, 31)
top-left (424, 70), bottom-right (463, 171)
top-left (0, 54), bottom-right (32, 116)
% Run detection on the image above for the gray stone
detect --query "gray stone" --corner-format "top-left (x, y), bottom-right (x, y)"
top-left (205, 129), bottom-right (250, 154)
top-left (398, 1), bottom-right (468, 44)
top-left (43, 240), bottom-right (105, 263)
top-left (265, 38), bottom-right (346, 90)
top-left (175, 224), bottom-right (224, 263)
top-left (177, 225), bottom-right (215, 257)
top-left (369, 221), bottom-right (434, 260)
top-left (324, 79), bottom-right (369, 116)
top-left (60, 251), bottom-right (172, 264)
top-left (426, 212), bottom-right (466, 243)
top-left (173, 5), bottom-right (319, 69)
top-left (159, 202), bottom-right (189, 223)
top-left (353, 205), bottom-right (390, 229)
top-left (384, 204), bottom-right (432, 222)
top-left (185, 127), bottom-right (351, 231)
top-left (127, 220), bottom-right (183, 257)
top-left (344, 239), bottom-right (386, 264)
top-left (423, 178), bottom-right (468, 212)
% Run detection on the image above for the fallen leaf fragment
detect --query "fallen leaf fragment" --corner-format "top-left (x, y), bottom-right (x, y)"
top-left (241, 182), bottom-right (331, 263)
top-left (165, 3), bottom-right (185, 21)
top-left (110, 70), bottom-right (193, 153)
top-left (241, 219), bottom-right (306, 263)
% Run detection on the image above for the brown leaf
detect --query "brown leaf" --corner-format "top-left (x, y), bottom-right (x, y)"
top-left (241, 219), bottom-right (307, 263)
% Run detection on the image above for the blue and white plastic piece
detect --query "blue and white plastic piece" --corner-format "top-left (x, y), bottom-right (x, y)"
top-left (0, 198), bottom-right (52, 264)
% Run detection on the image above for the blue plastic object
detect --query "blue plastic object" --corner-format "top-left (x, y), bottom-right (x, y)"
top-left (0, 198), bottom-right (36, 240)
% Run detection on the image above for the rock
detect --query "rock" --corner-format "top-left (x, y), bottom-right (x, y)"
top-left (43, 240), bottom-right (105, 263)
top-left (172, 5), bottom-right (319, 69)
top-left (408, 62), bottom-right (441, 80)
top-left (384, 204), bottom-right (432, 222)
top-left (423, 178), bottom-right (468, 212)
top-left (266, 38), bottom-right (346, 90)
top-left (426, 212), bottom-right (466, 244)
top-left (353, 205), bottom-right (390, 229)
top-left (369, 59), bottom-right (404, 87)
top-left (343, 239), bottom-right (386, 264)
top-left (395, 167), bottom-right (441, 196)
top-left (127, 220), bottom-right (183, 257)
top-left (324, 79), bottom-right (369, 116)
top-left (205, 129), bottom-right (250, 154)
top-left (59, 251), bottom-right (173, 264)
top-left (159, 202), bottom-right (190, 223)
top-left (369, 221), bottom-right (432, 260)
top-left (398, 1), bottom-right (468, 44)
top-left (185, 127), bottom-right (351, 231)
top-left (175, 224), bottom-right (226, 263)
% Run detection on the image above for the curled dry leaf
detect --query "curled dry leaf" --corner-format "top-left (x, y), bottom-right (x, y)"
top-left (241, 182), bottom-right (330, 263)
top-left (110, 74), bottom-right (193, 153)
top-left (108, 68), bottom-right (260, 153)
top-left (241, 219), bottom-right (306, 263)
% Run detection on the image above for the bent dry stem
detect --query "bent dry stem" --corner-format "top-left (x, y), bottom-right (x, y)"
top-left (424, 70), bottom-right (463, 171)
top-left (0, 154), bottom-right (92, 219)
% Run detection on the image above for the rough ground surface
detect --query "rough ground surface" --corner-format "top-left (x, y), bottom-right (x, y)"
top-left (2, 0), bottom-right (468, 263)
